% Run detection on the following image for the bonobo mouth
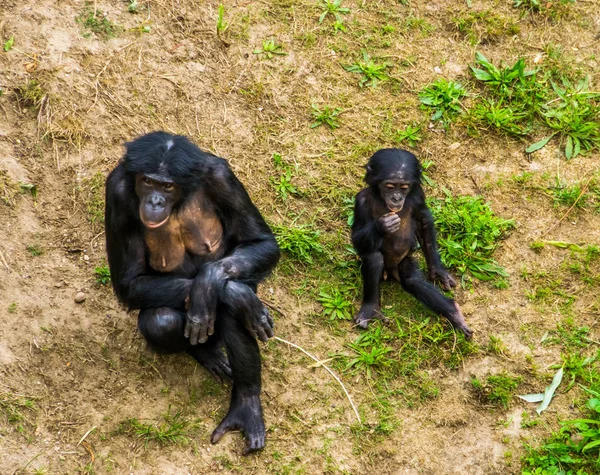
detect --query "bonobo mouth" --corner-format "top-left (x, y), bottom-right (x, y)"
top-left (143, 216), bottom-right (169, 229)
top-left (388, 204), bottom-right (404, 213)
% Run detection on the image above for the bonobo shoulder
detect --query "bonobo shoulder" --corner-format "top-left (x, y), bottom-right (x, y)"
top-left (106, 164), bottom-right (130, 203)
top-left (205, 156), bottom-right (234, 184)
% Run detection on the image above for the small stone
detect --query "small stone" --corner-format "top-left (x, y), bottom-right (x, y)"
top-left (74, 292), bottom-right (86, 303)
top-left (83, 255), bottom-right (90, 261)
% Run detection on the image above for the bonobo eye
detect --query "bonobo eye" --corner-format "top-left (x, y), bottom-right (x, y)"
top-left (163, 183), bottom-right (175, 192)
top-left (142, 177), bottom-right (153, 185)
top-left (385, 183), bottom-right (395, 190)
top-left (400, 184), bottom-right (410, 190)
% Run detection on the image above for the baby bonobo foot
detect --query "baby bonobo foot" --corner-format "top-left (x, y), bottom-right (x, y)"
top-left (188, 345), bottom-right (232, 382)
top-left (447, 302), bottom-right (473, 339)
top-left (211, 394), bottom-right (265, 455)
top-left (353, 303), bottom-right (388, 329)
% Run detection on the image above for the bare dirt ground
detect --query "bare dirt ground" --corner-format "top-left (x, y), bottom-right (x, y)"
top-left (0, 0), bottom-right (599, 474)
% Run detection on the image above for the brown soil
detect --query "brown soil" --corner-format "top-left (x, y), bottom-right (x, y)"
top-left (1, 1), bottom-right (599, 474)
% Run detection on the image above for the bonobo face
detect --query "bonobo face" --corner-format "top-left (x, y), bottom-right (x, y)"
top-left (135, 174), bottom-right (181, 229)
top-left (379, 178), bottom-right (411, 212)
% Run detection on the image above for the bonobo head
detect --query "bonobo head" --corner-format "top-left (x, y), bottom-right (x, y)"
top-left (123, 131), bottom-right (209, 229)
top-left (135, 173), bottom-right (182, 228)
top-left (365, 148), bottom-right (421, 212)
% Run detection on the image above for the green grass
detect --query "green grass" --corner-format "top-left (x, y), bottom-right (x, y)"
top-left (310, 104), bottom-right (342, 129)
top-left (94, 263), bottom-right (111, 285)
top-left (0, 393), bottom-right (37, 438)
top-left (318, 0), bottom-right (350, 32)
top-left (428, 193), bottom-right (515, 284)
top-left (419, 79), bottom-right (467, 125)
top-left (26, 244), bottom-right (44, 256)
top-left (317, 288), bottom-right (354, 321)
top-left (452, 10), bottom-right (519, 46)
top-left (14, 80), bottom-right (46, 109)
top-left (471, 372), bottom-right (522, 408)
top-left (272, 222), bottom-right (324, 264)
top-left (393, 122), bottom-right (423, 148)
top-left (344, 51), bottom-right (391, 88)
top-left (523, 391), bottom-right (600, 474)
top-left (253, 39), bottom-right (286, 59)
top-left (76, 4), bottom-right (121, 39)
top-left (85, 171), bottom-right (105, 225)
top-left (467, 53), bottom-right (600, 159)
top-left (118, 409), bottom-right (193, 446)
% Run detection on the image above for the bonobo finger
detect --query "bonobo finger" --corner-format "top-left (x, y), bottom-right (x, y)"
top-left (254, 324), bottom-right (269, 342)
top-left (265, 311), bottom-right (275, 330)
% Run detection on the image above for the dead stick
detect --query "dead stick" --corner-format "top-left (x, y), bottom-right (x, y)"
top-left (273, 336), bottom-right (362, 424)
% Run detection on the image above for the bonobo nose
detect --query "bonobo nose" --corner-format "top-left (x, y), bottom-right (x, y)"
top-left (149, 194), bottom-right (165, 208)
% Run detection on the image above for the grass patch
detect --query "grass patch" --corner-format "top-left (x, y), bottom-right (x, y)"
top-left (429, 193), bottom-right (514, 285)
top-left (310, 104), bottom-right (342, 129)
top-left (26, 244), bottom-right (44, 256)
top-left (253, 39), bottom-right (286, 59)
top-left (419, 79), bottom-right (467, 126)
top-left (14, 80), bottom-right (46, 109)
top-left (317, 288), bottom-right (354, 322)
top-left (471, 372), bottom-right (522, 408)
top-left (0, 393), bottom-right (37, 438)
top-left (523, 391), bottom-right (600, 474)
top-left (76, 4), bottom-right (121, 39)
top-left (84, 171), bottom-right (106, 226)
top-left (272, 222), bottom-right (324, 264)
top-left (117, 409), bottom-right (194, 446)
top-left (95, 262), bottom-right (111, 285)
top-left (452, 10), bottom-right (520, 46)
top-left (344, 51), bottom-right (391, 88)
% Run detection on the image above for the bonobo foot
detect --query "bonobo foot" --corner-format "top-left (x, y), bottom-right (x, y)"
top-left (188, 345), bottom-right (232, 382)
top-left (211, 394), bottom-right (265, 455)
top-left (447, 302), bottom-right (473, 339)
top-left (353, 303), bottom-right (388, 329)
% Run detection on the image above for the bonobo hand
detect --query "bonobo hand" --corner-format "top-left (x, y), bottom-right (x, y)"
top-left (428, 266), bottom-right (457, 291)
top-left (377, 212), bottom-right (401, 234)
top-left (185, 263), bottom-right (227, 345)
top-left (243, 297), bottom-right (274, 342)
top-left (225, 281), bottom-right (274, 342)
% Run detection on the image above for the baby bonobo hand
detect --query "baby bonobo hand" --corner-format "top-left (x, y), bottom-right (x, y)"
top-left (377, 212), bottom-right (401, 234)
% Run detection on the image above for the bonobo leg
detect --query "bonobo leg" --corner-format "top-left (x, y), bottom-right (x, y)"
top-left (210, 304), bottom-right (265, 455)
top-left (138, 308), bottom-right (231, 380)
top-left (398, 257), bottom-right (473, 339)
top-left (355, 252), bottom-right (388, 329)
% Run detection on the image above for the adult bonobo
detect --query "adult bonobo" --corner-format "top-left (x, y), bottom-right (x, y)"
top-left (351, 148), bottom-right (472, 338)
top-left (105, 132), bottom-right (280, 454)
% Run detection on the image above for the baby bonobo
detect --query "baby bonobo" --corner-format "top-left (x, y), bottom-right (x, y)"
top-left (351, 149), bottom-right (473, 339)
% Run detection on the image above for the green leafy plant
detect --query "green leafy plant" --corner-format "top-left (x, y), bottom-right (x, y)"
top-left (253, 39), bottom-right (286, 59)
top-left (95, 263), bottom-right (111, 285)
top-left (394, 122), bottom-right (423, 147)
top-left (272, 223), bottom-right (323, 263)
top-left (216, 4), bottom-right (229, 34)
top-left (429, 193), bottom-right (514, 283)
top-left (523, 390), bottom-right (600, 474)
top-left (271, 168), bottom-right (299, 201)
top-left (318, 0), bottom-right (350, 26)
top-left (26, 244), bottom-right (43, 257)
top-left (317, 289), bottom-right (353, 321)
top-left (76, 4), bottom-right (121, 39)
top-left (345, 328), bottom-right (394, 377)
top-left (536, 78), bottom-right (600, 159)
top-left (3, 36), bottom-right (14, 52)
top-left (419, 79), bottom-right (467, 124)
top-left (310, 104), bottom-right (342, 129)
top-left (128, 1), bottom-right (139, 13)
top-left (345, 51), bottom-right (391, 88)
top-left (119, 409), bottom-right (191, 446)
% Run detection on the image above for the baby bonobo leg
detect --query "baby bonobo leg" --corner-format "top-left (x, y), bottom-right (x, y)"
top-left (398, 258), bottom-right (473, 339)
top-left (354, 252), bottom-right (389, 329)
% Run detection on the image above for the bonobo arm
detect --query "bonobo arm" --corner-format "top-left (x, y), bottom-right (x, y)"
top-left (105, 165), bottom-right (192, 310)
top-left (414, 203), bottom-right (456, 290)
top-left (185, 157), bottom-right (280, 344)
top-left (351, 190), bottom-right (384, 256)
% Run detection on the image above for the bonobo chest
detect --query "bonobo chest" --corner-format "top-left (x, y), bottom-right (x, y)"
top-left (381, 207), bottom-right (414, 267)
top-left (144, 191), bottom-right (224, 272)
